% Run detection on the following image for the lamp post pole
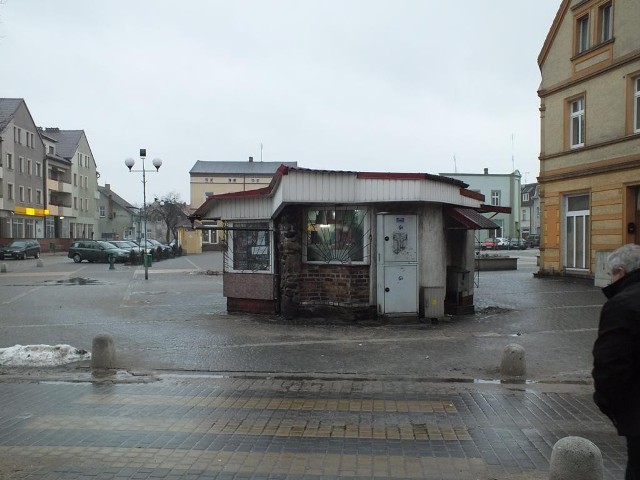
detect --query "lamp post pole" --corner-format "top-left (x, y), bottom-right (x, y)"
top-left (125, 149), bottom-right (162, 280)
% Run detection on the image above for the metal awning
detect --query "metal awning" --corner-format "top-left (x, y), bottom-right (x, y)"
top-left (445, 207), bottom-right (500, 230)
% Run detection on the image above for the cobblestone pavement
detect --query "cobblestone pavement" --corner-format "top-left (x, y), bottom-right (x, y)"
top-left (0, 251), bottom-right (627, 479)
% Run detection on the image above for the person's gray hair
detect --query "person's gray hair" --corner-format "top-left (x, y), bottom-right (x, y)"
top-left (606, 243), bottom-right (640, 274)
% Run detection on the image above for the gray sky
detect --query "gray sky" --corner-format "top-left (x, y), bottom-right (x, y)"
top-left (1, 0), bottom-right (559, 206)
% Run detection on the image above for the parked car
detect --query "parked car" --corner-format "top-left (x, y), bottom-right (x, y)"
top-left (507, 238), bottom-right (527, 250)
top-left (68, 240), bottom-right (130, 263)
top-left (139, 239), bottom-right (174, 259)
top-left (480, 238), bottom-right (498, 250)
top-left (0, 239), bottom-right (41, 260)
top-left (526, 234), bottom-right (540, 248)
top-left (108, 240), bottom-right (144, 262)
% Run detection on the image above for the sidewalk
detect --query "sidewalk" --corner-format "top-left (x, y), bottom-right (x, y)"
top-left (0, 251), bottom-right (626, 479)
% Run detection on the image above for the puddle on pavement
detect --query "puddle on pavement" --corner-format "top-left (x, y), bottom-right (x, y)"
top-left (49, 277), bottom-right (106, 286)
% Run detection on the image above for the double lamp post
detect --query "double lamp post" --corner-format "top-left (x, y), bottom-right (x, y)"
top-left (125, 149), bottom-right (162, 280)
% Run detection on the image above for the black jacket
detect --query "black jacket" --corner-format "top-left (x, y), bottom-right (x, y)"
top-left (592, 268), bottom-right (640, 436)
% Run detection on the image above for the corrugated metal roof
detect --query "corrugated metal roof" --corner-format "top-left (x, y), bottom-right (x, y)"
top-left (192, 166), bottom-right (484, 221)
top-left (446, 207), bottom-right (500, 230)
top-left (189, 160), bottom-right (297, 175)
top-left (0, 98), bottom-right (23, 131)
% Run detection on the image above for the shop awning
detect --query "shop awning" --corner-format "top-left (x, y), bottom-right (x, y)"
top-left (445, 207), bottom-right (500, 230)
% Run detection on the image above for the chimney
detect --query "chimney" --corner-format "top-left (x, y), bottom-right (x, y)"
top-left (249, 156), bottom-right (253, 162)
top-left (484, 168), bottom-right (489, 175)
top-left (105, 183), bottom-right (111, 191)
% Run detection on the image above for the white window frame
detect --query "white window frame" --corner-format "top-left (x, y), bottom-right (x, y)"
top-left (635, 77), bottom-right (640, 133)
top-left (19, 186), bottom-right (24, 202)
top-left (577, 15), bottom-right (590, 53)
top-left (564, 194), bottom-right (590, 270)
top-left (491, 190), bottom-right (501, 206)
top-left (599, 3), bottom-right (612, 43)
top-left (570, 97), bottom-right (585, 148)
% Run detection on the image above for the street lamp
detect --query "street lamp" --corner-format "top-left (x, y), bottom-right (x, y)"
top-left (125, 148), bottom-right (162, 280)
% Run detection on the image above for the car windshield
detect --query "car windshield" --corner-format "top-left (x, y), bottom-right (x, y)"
top-left (9, 241), bottom-right (26, 247)
top-left (97, 241), bottom-right (117, 250)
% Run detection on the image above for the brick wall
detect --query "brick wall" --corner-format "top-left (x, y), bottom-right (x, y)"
top-left (298, 264), bottom-right (370, 306)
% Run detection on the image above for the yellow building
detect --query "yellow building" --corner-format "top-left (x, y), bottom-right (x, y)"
top-left (189, 158), bottom-right (297, 250)
top-left (537, 0), bottom-right (640, 280)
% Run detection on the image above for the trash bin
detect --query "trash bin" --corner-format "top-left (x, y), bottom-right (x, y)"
top-left (144, 253), bottom-right (153, 267)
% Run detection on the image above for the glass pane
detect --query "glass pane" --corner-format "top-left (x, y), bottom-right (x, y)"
top-left (568, 195), bottom-right (589, 211)
top-left (567, 217), bottom-right (575, 268)
top-left (232, 222), bottom-right (270, 271)
top-left (576, 215), bottom-right (585, 268)
top-left (306, 207), bottom-right (366, 263)
top-left (635, 96), bottom-right (640, 131)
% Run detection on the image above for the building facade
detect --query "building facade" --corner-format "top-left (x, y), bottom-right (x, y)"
top-left (439, 168), bottom-right (522, 243)
top-left (40, 128), bottom-right (99, 241)
top-left (97, 184), bottom-right (139, 241)
top-left (189, 158), bottom-right (297, 249)
top-left (521, 183), bottom-right (541, 239)
top-left (538, 0), bottom-right (640, 278)
top-left (0, 99), bottom-right (48, 241)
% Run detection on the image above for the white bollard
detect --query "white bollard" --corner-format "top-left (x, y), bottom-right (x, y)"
top-left (549, 436), bottom-right (603, 480)
top-left (501, 343), bottom-right (526, 377)
top-left (91, 334), bottom-right (116, 371)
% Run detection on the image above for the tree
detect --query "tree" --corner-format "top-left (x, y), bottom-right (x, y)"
top-left (147, 193), bottom-right (189, 244)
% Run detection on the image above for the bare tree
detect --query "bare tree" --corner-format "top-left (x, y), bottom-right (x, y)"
top-left (147, 193), bottom-right (189, 244)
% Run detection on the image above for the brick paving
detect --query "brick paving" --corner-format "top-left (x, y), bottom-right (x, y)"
top-left (0, 376), bottom-right (625, 479)
top-left (0, 252), bottom-right (629, 479)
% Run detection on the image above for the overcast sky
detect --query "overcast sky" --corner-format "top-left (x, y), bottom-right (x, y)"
top-left (1, 1), bottom-right (559, 206)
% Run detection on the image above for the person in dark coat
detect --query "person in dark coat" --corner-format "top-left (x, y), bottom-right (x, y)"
top-left (593, 243), bottom-right (640, 479)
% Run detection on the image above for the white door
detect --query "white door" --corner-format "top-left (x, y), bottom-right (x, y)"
top-left (377, 213), bottom-right (419, 315)
top-left (381, 215), bottom-right (417, 263)
top-left (382, 265), bottom-right (418, 314)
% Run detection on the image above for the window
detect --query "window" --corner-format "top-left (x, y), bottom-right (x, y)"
top-left (27, 188), bottom-right (32, 203)
top-left (599, 3), bottom-right (613, 43)
top-left (491, 190), bottom-right (501, 206)
top-left (577, 15), bottom-right (590, 53)
top-left (8, 183), bottom-right (14, 200)
top-left (48, 145), bottom-right (55, 155)
top-left (27, 159), bottom-right (32, 175)
top-left (635, 77), bottom-right (640, 133)
top-left (570, 96), bottom-right (585, 148)
top-left (19, 186), bottom-right (24, 202)
top-left (522, 193), bottom-right (529, 202)
top-left (228, 222), bottom-right (271, 272)
top-left (304, 207), bottom-right (369, 264)
top-left (565, 194), bottom-right (590, 270)
top-left (6, 153), bottom-right (13, 170)
top-left (36, 162), bottom-right (41, 177)
top-left (74, 197), bottom-right (77, 210)
top-left (522, 209), bottom-right (528, 222)
top-left (74, 173), bottom-right (77, 186)
top-left (19, 157), bottom-right (24, 173)
top-left (36, 190), bottom-right (42, 205)
top-left (99, 206), bottom-right (106, 218)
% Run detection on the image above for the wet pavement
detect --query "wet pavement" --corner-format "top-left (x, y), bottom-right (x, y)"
top-left (0, 250), bottom-right (626, 479)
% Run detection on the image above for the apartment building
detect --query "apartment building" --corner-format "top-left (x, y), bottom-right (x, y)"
top-left (538, 0), bottom-right (640, 277)
top-left (0, 99), bottom-right (47, 241)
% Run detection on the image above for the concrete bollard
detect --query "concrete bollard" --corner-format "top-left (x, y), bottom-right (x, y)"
top-left (501, 343), bottom-right (526, 377)
top-left (36, 259), bottom-right (44, 268)
top-left (91, 334), bottom-right (116, 371)
top-left (0, 263), bottom-right (6, 273)
top-left (549, 436), bottom-right (603, 480)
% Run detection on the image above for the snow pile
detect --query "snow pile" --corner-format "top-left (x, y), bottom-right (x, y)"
top-left (0, 344), bottom-right (91, 367)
